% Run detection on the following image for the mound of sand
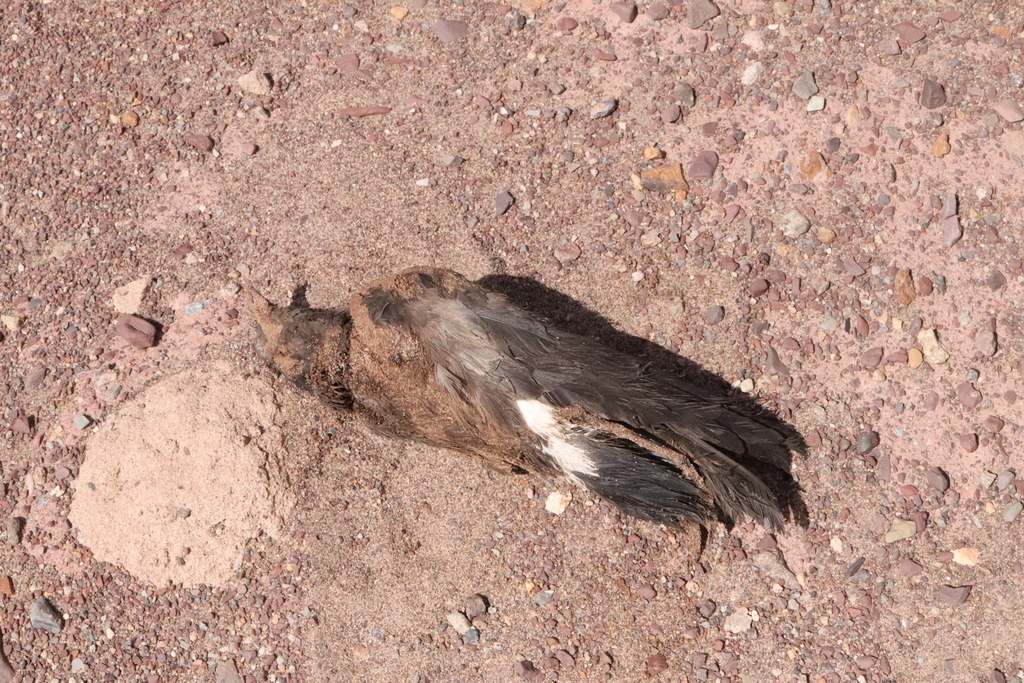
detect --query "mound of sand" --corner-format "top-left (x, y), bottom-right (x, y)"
top-left (69, 365), bottom-right (294, 587)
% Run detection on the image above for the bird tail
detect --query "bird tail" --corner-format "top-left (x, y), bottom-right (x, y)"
top-left (560, 431), bottom-right (713, 527)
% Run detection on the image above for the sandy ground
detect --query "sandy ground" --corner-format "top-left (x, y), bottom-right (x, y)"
top-left (1, 0), bottom-right (1023, 680)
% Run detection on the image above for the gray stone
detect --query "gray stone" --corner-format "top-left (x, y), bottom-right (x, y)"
top-left (215, 659), bottom-right (243, 683)
top-left (534, 590), bottom-right (554, 606)
top-left (237, 70), bottom-right (272, 96)
top-left (934, 585), bottom-right (971, 606)
top-left (687, 0), bottom-right (720, 28)
top-left (29, 598), bottom-right (64, 634)
top-left (996, 470), bottom-right (1016, 491)
top-left (792, 71), bottom-right (819, 100)
top-left (705, 306), bottom-right (725, 325)
top-left (1003, 500), bottom-right (1023, 523)
top-left (73, 414), bottom-right (92, 430)
top-left (610, 1), bottom-right (638, 22)
top-left (495, 190), bottom-right (515, 215)
top-left (185, 302), bottom-right (205, 315)
top-left (675, 83), bottom-right (696, 107)
top-left (921, 79), bottom-right (947, 109)
top-left (590, 98), bottom-right (618, 118)
top-left (855, 430), bottom-right (880, 454)
top-left (751, 549), bottom-right (798, 587)
top-left (926, 467), bottom-right (950, 493)
top-left (981, 470), bottom-right (997, 489)
top-left (431, 19), bottom-right (469, 43)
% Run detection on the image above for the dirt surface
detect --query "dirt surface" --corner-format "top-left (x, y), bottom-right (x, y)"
top-left (1, 0), bottom-right (1023, 681)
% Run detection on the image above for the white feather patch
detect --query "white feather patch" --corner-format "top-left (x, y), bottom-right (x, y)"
top-left (515, 399), bottom-right (597, 477)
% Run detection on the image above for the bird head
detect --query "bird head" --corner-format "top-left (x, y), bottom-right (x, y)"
top-left (244, 287), bottom-right (353, 406)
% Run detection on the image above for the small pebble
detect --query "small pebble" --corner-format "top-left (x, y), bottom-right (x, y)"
top-left (495, 190), bottom-right (515, 215)
top-left (686, 0), bottom-right (719, 28)
top-left (921, 79), bottom-right (947, 109)
top-left (706, 306), bottom-right (725, 325)
top-left (185, 302), bottom-right (206, 315)
top-left (609, 1), bottom-right (638, 22)
top-left (792, 71), bottom-right (819, 100)
top-left (1002, 500), bottom-right (1023, 523)
top-left (590, 98), bottom-right (618, 118)
top-left (73, 414), bottom-right (92, 430)
top-left (934, 585), bottom-right (971, 607)
top-left (237, 70), bottom-right (272, 96)
top-left (779, 208), bottom-right (810, 237)
top-left (884, 518), bottom-right (916, 543)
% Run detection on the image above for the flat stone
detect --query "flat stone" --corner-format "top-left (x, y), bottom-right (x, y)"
top-left (957, 382), bottom-right (982, 409)
top-left (553, 243), bottom-right (582, 263)
top-left (940, 192), bottom-right (958, 219)
top-left (495, 190), bottom-right (515, 215)
top-left (111, 277), bottom-right (151, 314)
top-left (952, 547), bottom-right (979, 566)
top-left (637, 584), bottom-right (657, 600)
top-left (661, 103), bottom-right (682, 123)
top-left (899, 558), bottom-right (923, 576)
top-left (237, 70), bottom-right (272, 96)
top-left (751, 549), bottom-right (798, 587)
top-left (431, 19), bottom-right (469, 43)
top-left (792, 71), bottom-right (819, 100)
top-left (215, 659), bottom-right (243, 683)
top-left (1, 314), bottom-right (23, 332)
top-left (706, 305), bottom-right (725, 325)
top-left (446, 612), bottom-right (474, 635)
top-left (917, 328), bottom-right (949, 364)
top-left (921, 79), bottom-right (947, 109)
top-left (515, 659), bottom-right (543, 681)
top-left (183, 134), bottom-right (214, 152)
top-left (116, 314), bottom-right (157, 349)
top-left (934, 585), bottom-right (971, 606)
top-left (981, 470), bottom-right (998, 489)
top-left (741, 62), bottom-right (764, 86)
top-left (338, 106), bottom-right (391, 117)
top-left (590, 98), bottom-right (618, 118)
top-left (646, 653), bottom-right (669, 676)
top-left (860, 347), bottom-right (884, 369)
top-left (648, 4), bottom-right (670, 20)
top-left (987, 270), bottom-right (1007, 290)
top-left (534, 590), bottom-right (555, 606)
top-left (676, 83), bottom-right (696, 107)
top-left (985, 416), bottom-right (1005, 433)
top-left (994, 99), bottom-right (1024, 123)
top-left (1004, 500), bottom-right (1023, 522)
top-left (640, 164), bottom-right (688, 193)
top-left (877, 38), bottom-right (901, 55)
top-left (996, 470), bottom-right (1016, 491)
top-left (610, 1), bottom-right (638, 22)
top-left (958, 433), bottom-right (978, 452)
top-left (211, 30), bottom-right (229, 46)
top-left (688, 150), bottom-right (719, 179)
top-left (806, 95), bottom-right (826, 112)
top-left (73, 414), bottom-right (92, 430)
top-left (894, 22), bottom-right (926, 43)
top-left (856, 430), bottom-right (880, 454)
top-left (555, 16), bottom-right (578, 31)
top-left (941, 216), bottom-right (963, 248)
top-left (686, 0), bottom-right (719, 28)
top-left (884, 518), bottom-right (917, 543)
top-left (30, 598), bottom-right (64, 634)
top-left (723, 608), bottom-right (753, 633)
top-left (926, 467), bottom-right (950, 492)
top-left (975, 330), bottom-right (998, 356)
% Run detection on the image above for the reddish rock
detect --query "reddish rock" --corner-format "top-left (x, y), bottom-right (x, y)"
top-left (116, 315), bottom-right (157, 349)
top-left (646, 653), bottom-right (669, 675)
top-left (338, 106), bottom-right (392, 117)
top-left (183, 134), bottom-right (215, 152)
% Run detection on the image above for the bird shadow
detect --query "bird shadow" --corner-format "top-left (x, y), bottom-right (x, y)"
top-left (477, 273), bottom-right (810, 531)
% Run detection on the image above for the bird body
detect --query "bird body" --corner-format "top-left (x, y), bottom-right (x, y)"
top-left (248, 267), bottom-right (801, 530)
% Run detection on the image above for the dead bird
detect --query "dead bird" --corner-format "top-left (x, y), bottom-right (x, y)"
top-left (246, 266), bottom-right (802, 530)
